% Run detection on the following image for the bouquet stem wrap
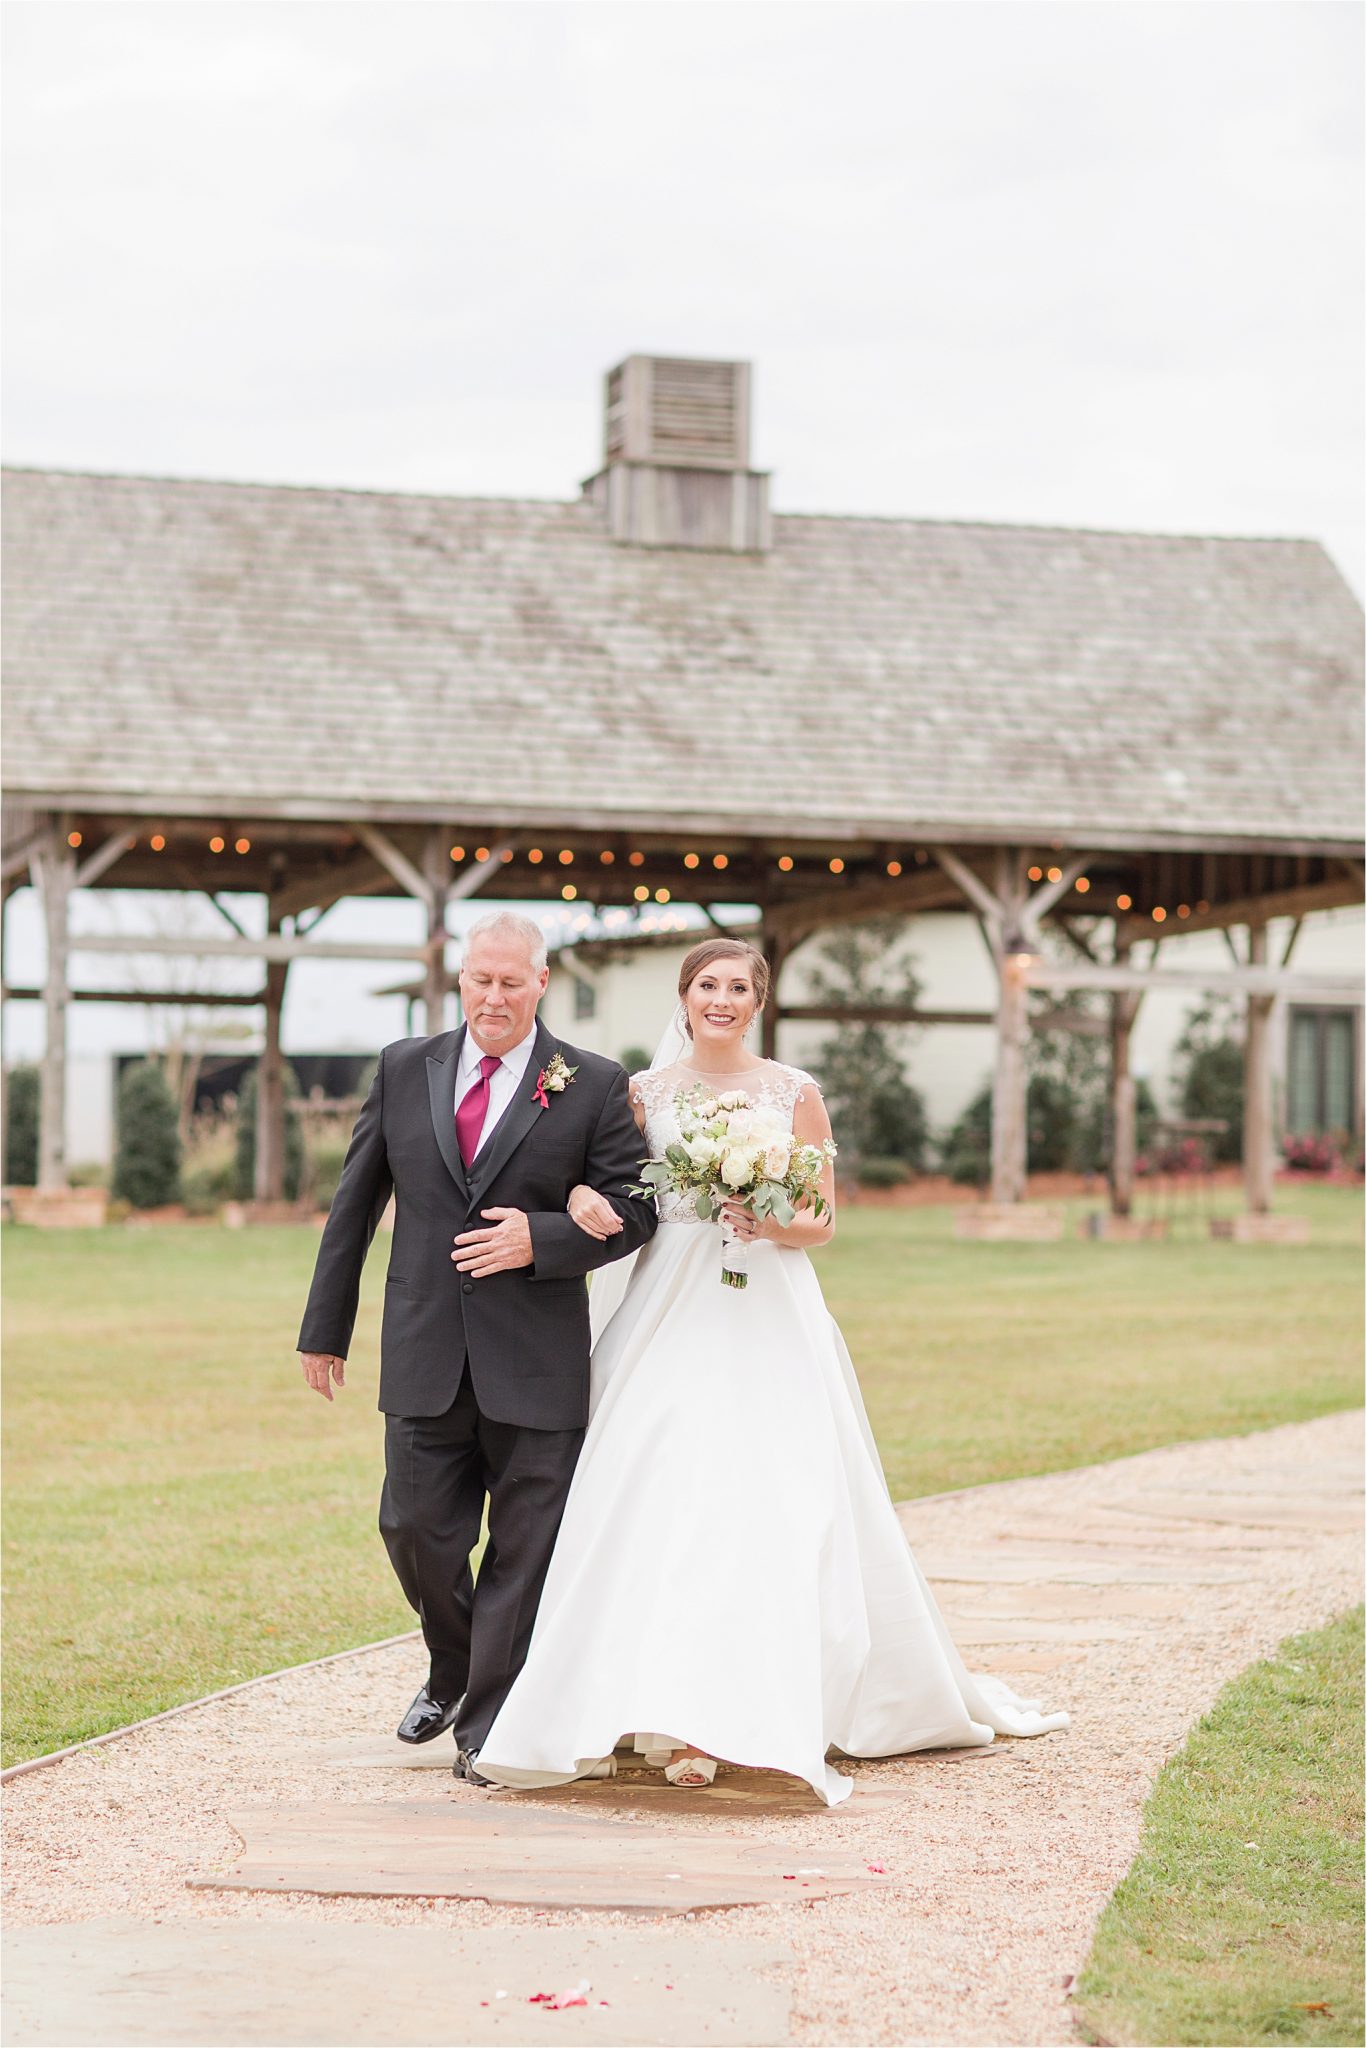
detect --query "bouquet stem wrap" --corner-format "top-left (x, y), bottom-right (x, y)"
top-left (719, 1211), bottom-right (750, 1290)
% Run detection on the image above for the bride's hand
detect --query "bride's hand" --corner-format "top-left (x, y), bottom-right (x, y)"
top-left (718, 1199), bottom-right (764, 1242)
top-left (568, 1184), bottom-right (624, 1241)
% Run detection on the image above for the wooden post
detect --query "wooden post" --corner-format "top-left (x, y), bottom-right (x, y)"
top-left (423, 830), bottom-right (450, 1036)
top-left (990, 849), bottom-right (1030, 1205)
top-left (1109, 931), bottom-right (1137, 1216)
top-left (759, 923), bottom-right (788, 1060)
top-left (32, 822), bottom-right (74, 1190)
top-left (255, 895), bottom-right (288, 1202)
top-left (1244, 920), bottom-right (1274, 1213)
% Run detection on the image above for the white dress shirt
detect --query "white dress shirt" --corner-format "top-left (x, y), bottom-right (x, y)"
top-left (454, 1023), bottom-right (541, 1159)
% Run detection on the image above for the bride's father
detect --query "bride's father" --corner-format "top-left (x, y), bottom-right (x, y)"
top-left (297, 910), bottom-right (656, 1783)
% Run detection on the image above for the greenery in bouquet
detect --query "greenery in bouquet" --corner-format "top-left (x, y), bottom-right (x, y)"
top-left (634, 1084), bottom-right (836, 1287)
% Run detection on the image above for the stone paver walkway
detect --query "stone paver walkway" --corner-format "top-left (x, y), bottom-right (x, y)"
top-left (3, 1411), bottom-right (1362, 2047)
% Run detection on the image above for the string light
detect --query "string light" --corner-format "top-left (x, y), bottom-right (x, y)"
top-left (66, 831), bottom-right (83, 848)
top-left (235, 837), bottom-right (251, 855)
top-left (209, 836), bottom-right (225, 854)
top-left (655, 888), bottom-right (670, 903)
top-left (829, 857), bottom-right (845, 874)
top-left (712, 854), bottom-right (728, 870)
top-left (1046, 866), bottom-right (1062, 883)
top-left (683, 853), bottom-right (700, 870)
top-left (1027, 865), bottom-right (1042, 881)
top-left (633, 884), bottom-right (649, 902)
top-left (150, 834), bottom-right (166, 852)
top-left (1177, 903), bottom-right (1191, 918)
top-left (474, 846), bottom-right (491, 862)
top-left (599, 850), bottom-right (615, 865)
top-left (1075, 876), bottom-right (1090, 893)
top-left (561, 884), bottom-right (577, 901)
top-left (558, 849), bottom-right (574, 866)
top-left (1152, 906), bottom-right (1167, 922)
top-left (1116, 893), bottom-right (1132, 910)
top-left (500, 849), bottom-right (514, 863)
top-left (1196, 899), bottom-right (1210, 914)
top-left (886, 860), bottom-right (902, 877)
top-left (628, 851), bottom-right (645, 867)
top-left (527, 848), bottom-right (543, 864)
top-left (777, 855), bottom-right (794, 872)
top-left (449, 845), bottom-right (466, 862)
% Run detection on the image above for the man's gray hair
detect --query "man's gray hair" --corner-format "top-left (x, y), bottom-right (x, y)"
top-left (462, 910), bottom-right (548, 972)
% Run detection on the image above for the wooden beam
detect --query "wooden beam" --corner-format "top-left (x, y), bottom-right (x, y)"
top-left (927, 844), bottom-right (1002, 927)
top-left (778, 1002), bottom-right (996, 1027)
top-left (255, 897), bottom-right (289, 1202)
top-left (2, 984), bottom-right (266, 1006)
top-left (1021, 852), bottom-right (1097, 933)
top-left (353, 823), bottom-right (431, 906)
top-left (31, 826), bottom-right (73, 1189)
top-left (422, 828), bottom-right (450, 1034)
top-left (68, 933), bottom-right (428, 964)
top-left (1021, 961), bottom-right (1363, 1000)
top-left (447, 843), bottom-right (514, 905)
top-left (1244, 923), bottom-right (1274, 1214)
top-left (1165, 875), bottom-right (1362, 937)
top-left (74, 831), bottom-right (135, 891)
top-left (1109, 932), bottom-right (1137, 1216)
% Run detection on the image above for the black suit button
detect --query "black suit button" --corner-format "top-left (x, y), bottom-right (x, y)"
top-left (461, 1281), bottom-right (474, 1295)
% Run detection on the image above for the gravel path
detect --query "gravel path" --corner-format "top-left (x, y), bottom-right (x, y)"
top-left (4, 1410), bottom-right (1362, 2047)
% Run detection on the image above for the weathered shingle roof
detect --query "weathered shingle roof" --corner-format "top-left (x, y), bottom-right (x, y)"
top-left (3, 466), bottom-right (1361, 850)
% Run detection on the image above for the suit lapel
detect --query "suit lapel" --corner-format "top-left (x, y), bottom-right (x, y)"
top-left (426, 1026), bottom-right (470, 1197)
top-left (462, 1019), bottom-right (558, 1212)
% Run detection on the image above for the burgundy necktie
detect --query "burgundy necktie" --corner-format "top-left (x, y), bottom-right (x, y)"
top-left (455, 1055), bottom-right (502, 1168)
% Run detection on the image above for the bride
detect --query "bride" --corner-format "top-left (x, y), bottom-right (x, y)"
top-left (477, 937), bottom-right (1069, 1805)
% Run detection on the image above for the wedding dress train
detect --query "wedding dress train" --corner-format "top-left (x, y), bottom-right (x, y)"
top-left (478, 1062), bottom-right (1069, 1806)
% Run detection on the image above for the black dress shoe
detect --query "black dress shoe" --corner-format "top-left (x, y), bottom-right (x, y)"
top-left (453, 1747), bottom-right (492, 1787)
top-left (396, 1687), bottom-right (461, 1745)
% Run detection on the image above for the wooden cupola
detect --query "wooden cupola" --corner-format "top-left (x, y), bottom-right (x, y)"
top-left (583, 353), bottom-right (771, 553)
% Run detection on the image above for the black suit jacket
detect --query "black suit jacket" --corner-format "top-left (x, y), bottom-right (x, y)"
top-left (296, 1019), bottom-right (657, 1427)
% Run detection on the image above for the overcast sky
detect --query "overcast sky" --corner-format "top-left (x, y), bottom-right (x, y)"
top-left (3, 0), bottom-right (1362, 1065)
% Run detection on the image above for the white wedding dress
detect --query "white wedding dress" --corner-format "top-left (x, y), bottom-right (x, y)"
top-left (478, 1060), bottom-right (1069, 1806)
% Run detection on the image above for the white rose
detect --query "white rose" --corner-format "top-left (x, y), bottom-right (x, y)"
top-left (762, 1140), bottom-right (792, 1178)
top-left (686, 1136), bottom-right (720, 1170)
top-left (720, 1150), bottom-right (754, 1189)
top-left (717, 1090), bottom-right (748, 1111)
top-left (723, 1109), bottom-right (757, 1144)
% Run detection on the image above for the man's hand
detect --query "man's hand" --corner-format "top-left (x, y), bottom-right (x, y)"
top-left (452, 1206), bottom-right (534, 1278)
top-left (300, 1351), bottom-right (346, 1401)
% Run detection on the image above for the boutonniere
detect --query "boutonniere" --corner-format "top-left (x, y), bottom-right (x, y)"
top-left (532, 1051), bottom-right (578, 1109)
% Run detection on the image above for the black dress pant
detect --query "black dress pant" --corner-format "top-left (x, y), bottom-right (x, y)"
top-left (379, 1367), bottom-right (585, 1753)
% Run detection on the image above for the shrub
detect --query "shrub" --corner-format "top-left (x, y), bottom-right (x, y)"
top-left (4, 1065), bottom-right (39, 1185)
top-left (942, 1085), bottom-right (992, 1186)
top-left (113, 1062), bottom-right (183, 1209)
top-left (234, 1065), bottom-right (304, 1201)
top-left (67, 1161), bottom-right (109, 1190)
top-left (181, 1152), bottom-right (236, 1217)
top-left (856, 1155), bottom-right (913, 1188)
top-left (308, 1136), bottom-right (350, 1212)
top-left (618, 1046), bottom-right (653, 1076)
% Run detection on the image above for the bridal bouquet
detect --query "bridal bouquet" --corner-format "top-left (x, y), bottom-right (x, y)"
top-left (635, 1084), bottom-right (836, 1288)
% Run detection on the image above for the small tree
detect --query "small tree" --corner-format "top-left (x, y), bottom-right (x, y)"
top-left (805, 919), bottom-right (929, 1169)
top-left (113, 1061), bottom-right (183, 1208)
top-left (1173, 1001), bottom-right (1243, 1161)
top-left (4, 1065), bottom-right (40, 1185)
top-left (234, 1064), bottom-right (305, 1201)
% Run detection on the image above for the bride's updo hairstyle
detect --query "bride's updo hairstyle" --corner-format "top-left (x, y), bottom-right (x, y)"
top-left (677, 938), bottom-right (770, 1038)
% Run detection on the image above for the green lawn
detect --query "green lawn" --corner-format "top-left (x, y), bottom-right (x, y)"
top-left (1074, 1605), bottom-right (1364, 2046)
top-left (3, 1186), bottom-right (1361, 1765)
